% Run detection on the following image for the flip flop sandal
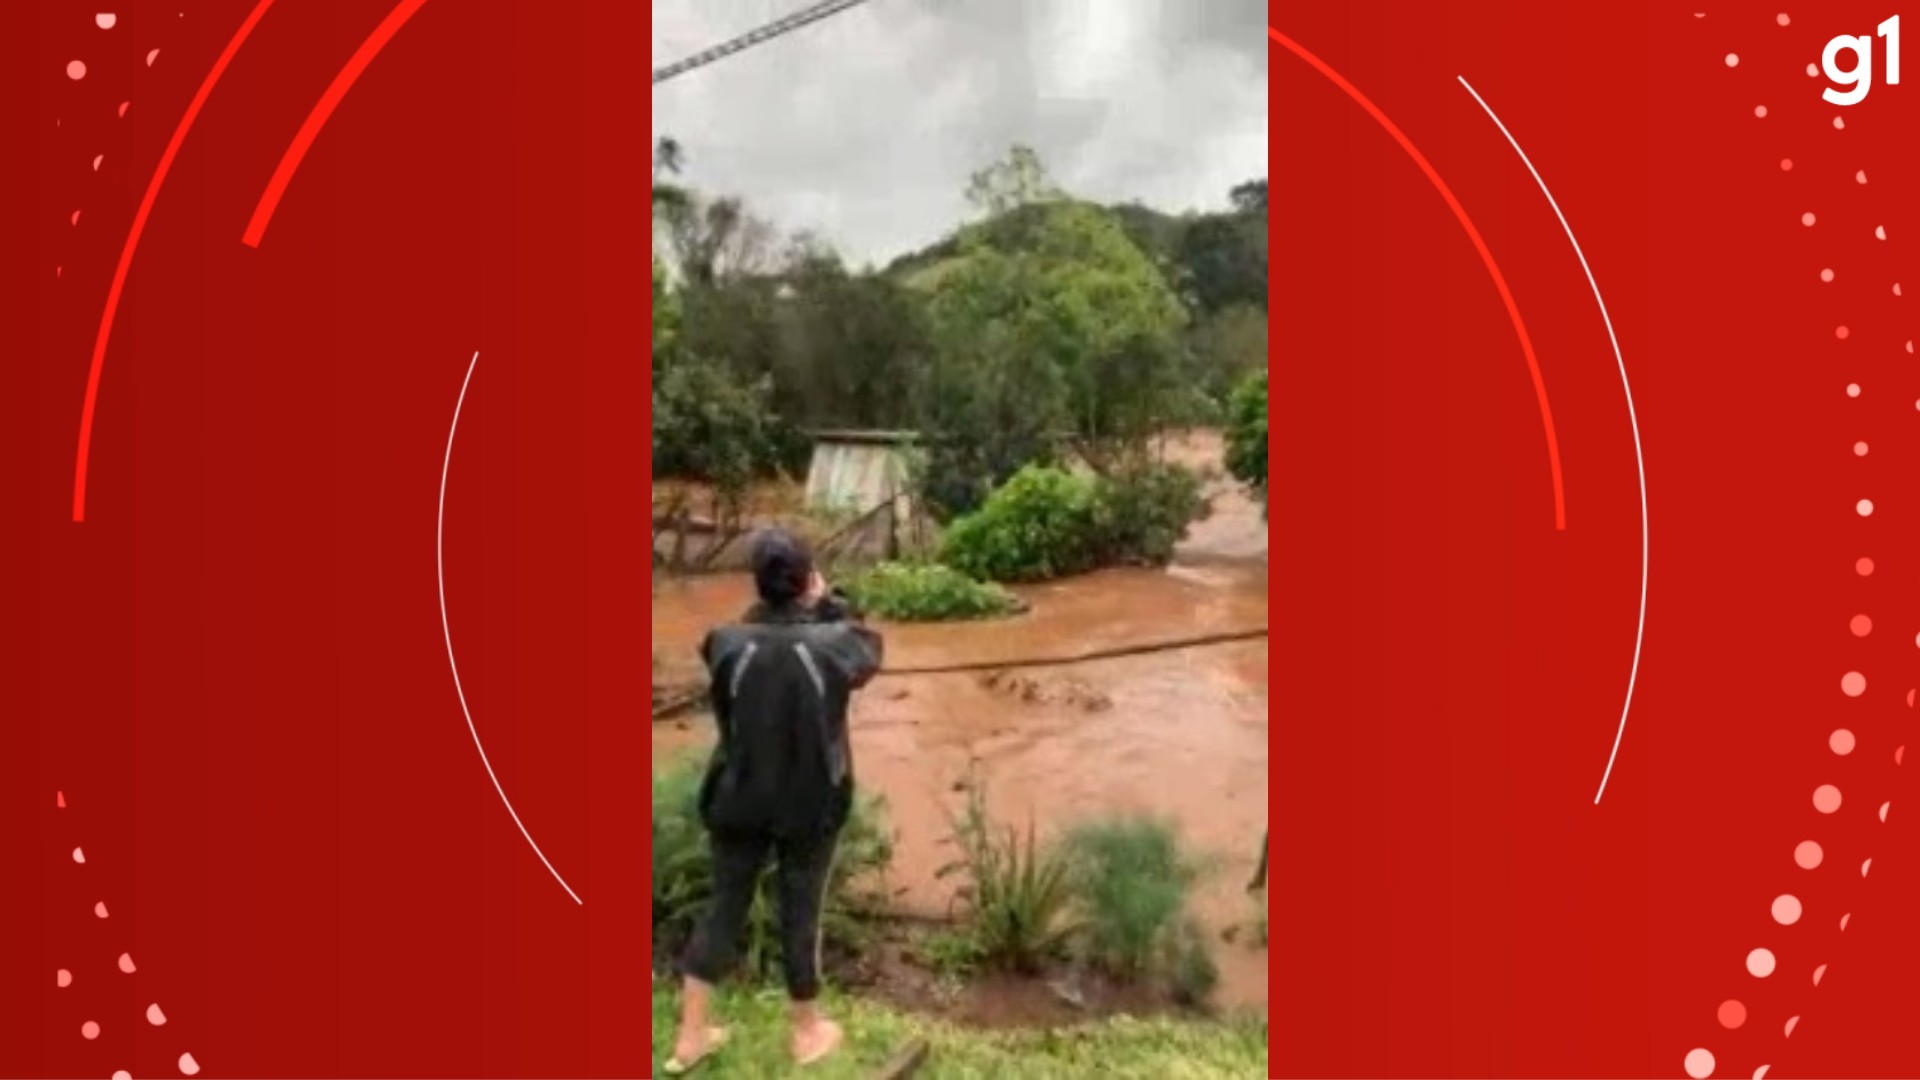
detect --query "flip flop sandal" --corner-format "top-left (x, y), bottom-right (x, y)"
top-left (795, 1020), bottom-right (844, 1068)
top-left (663, 1027), bottom-right (727, 1075)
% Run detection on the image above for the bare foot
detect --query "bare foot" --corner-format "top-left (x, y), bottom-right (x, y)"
top-left (665, 1026), bottom-right (726, 1075)
top-left (792, 1017), bottom-right (844, 1067)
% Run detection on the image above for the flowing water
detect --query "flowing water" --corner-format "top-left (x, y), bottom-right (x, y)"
top-left (653, 437), bottom-right (1269, 1012)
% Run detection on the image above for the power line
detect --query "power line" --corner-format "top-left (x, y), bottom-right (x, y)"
top-left (653, 0), bottom-right (875, 86)
top-left (650, 627), bottom-right (1270, 720)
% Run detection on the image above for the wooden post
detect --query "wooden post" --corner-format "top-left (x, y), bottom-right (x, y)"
top-left (1249, 827), bottom-right (1268, 892)
top-left (873, 1038), bottom-right (930, 1079)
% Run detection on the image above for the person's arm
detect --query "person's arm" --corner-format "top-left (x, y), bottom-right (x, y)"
top-left (813, 587), bottom-right (862, 625)
top-left (802, 571), bottom-right (883, 687)
top-left (700, 631), bottom-right (734, 743)
top-left (821, 622), bottom-right (884, 690)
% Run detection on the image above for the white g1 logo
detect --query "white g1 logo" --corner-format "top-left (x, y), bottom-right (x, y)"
top-left (1825, 15), bottom-right (1901, 106)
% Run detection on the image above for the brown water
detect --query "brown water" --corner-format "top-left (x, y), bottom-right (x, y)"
top-left (653, 438), bottom-right (1270, 1012)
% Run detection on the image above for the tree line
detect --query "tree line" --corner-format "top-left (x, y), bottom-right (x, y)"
top-left (651, 141), bottom-right (1268, 520)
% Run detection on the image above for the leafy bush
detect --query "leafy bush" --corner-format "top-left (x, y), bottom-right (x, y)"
top-left (1225, 370), bottom-right (1267, 508)
top-left (1062, 817), bottom-right (1207, 984)
top-left (1092, 460), bottom-right (1208, 567)
top-left (651, 755), bottom-right (895, 983)
top-left (842, 562), bottom-right (1022, 622)
top-left (936, 781), bottom-right (1078, 974)
top-left (940, 466), bottom-right (1101, 583)
top-left (940, 462), bottom-right (1208, 583)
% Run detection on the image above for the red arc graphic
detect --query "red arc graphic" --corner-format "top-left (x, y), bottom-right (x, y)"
top-left (1271, 26), bottom-right (1569, 529)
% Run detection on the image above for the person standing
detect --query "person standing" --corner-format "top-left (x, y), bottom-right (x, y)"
top-left (665, 530), bottom-right (883, 1074)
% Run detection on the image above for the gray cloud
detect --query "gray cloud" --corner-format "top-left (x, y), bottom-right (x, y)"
top-left (651, 0), bottom-right (1268, 266)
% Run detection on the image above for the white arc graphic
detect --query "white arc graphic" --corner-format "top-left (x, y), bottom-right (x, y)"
top-left (440, 351), bottom-right (583, 903)
top-left (1458, 77), bottom-right (1648, 806)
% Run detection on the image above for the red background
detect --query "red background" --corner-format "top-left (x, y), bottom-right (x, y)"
top-left (4, 1), bottom-right (645, 1076)
top-left (23, 1), bottom-right (1920, 1077)
top-left (1278, 2), bottom-right (1920, 1077)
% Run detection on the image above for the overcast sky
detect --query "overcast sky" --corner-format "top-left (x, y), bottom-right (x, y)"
top-left (651, 0), bottom-right (1268, 266)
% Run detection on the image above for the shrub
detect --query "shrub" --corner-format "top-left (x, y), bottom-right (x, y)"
top-left (1092, 460), bottom-right (1208, 567)
top-left (842, 562), bottom-right (1022, 622)
top-left (651, 755), bottom-right (895, 982)
top-left (936, 781), bottom-right (1078, 974)
top-left (1164, 917), bottom-right (1220, 1006)
top-left (1062, 817), bottom-right (1206, 983)
top-left (938, 456), bottom-right (1210, 583)
top-left (940, 466), bottom-right (1101, 583)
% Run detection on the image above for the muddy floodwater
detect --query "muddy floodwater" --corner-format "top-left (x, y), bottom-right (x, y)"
top-left (653, 438), bottom-right (1269, 1012)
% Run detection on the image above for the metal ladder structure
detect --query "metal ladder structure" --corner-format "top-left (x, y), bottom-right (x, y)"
top-left (653, 0), bottom-right (876, 86)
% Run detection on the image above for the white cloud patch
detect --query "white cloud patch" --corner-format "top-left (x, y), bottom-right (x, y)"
top-left (651, 0), bottom-right (1267, 265)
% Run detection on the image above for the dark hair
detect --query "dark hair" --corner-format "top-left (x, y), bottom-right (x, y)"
top-left (748, 529), bottom-right (814, 606)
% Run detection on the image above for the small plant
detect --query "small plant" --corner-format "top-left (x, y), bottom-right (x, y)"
top-left (936, 780), bottom-right (1078, 974)
top-left (842, 561), bottom-right (1022, 622)
top-left (651, 755), bottom-right (895, 983)
top-left (1062, 817), bottom-right (1207, 984)
top-left (920, 927), bottom-right (989, 980)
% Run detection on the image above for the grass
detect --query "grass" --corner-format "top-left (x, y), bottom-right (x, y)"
top-left (650, 979), bottom-right (1269, 1078)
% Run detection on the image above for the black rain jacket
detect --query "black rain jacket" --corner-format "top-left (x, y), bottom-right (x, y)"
top-left (696, 592), bottom-right (883, 839)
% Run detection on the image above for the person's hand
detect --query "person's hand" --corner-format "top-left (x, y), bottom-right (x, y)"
top-left (803, 570), bottom-right (829, 607)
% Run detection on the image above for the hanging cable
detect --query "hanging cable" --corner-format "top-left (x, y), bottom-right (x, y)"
top-left (651, 626), bottom-right (1270, 720)
top-left (653, 0), bottom-right (875, 86)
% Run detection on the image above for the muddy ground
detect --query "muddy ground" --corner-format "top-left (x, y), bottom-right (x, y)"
top-left (652, 433), bottom-right (1268, 1014)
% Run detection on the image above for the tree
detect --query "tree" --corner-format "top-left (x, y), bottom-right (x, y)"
top-left (652, 257), bottom-right (675, 386)
top-left (920, 241), bottom-right (1072, 512)
top-left (1225, 370), bottom-right (1267, 509)
top-left (651, 355), bottom-right (777, 570)
top-left (653, 137), bottom-right (689, 218)
top-left (660, 194), bottom-right (778, 288)
top-left (652, 358), bottom-right (773, 494)
top-left (654, 137), bottom-right (684, 178)
top-left (1175, 214), bottom-right (1267, 313)
top-left (920, 148), bottom-right (1191, 512)
top-left (965, 144), bottom-right (1059, 216)
top-left (776, 241), bottom-right (930, 431)
top-left (1186, 302), bottom-right (1267, 403)
top-left (1230, 179), bottom-right (1268, 217)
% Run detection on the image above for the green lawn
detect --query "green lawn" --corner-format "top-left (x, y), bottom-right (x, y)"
top-left (651, 980), bottom-right (1268, 1079)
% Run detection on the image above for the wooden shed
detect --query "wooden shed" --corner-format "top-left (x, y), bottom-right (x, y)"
top-left (803, 430), bottom-right (929, 560)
